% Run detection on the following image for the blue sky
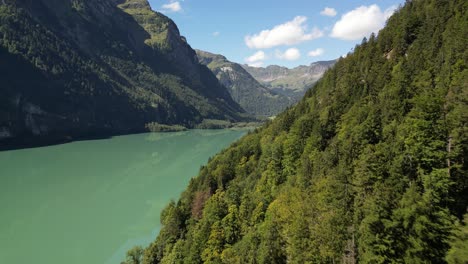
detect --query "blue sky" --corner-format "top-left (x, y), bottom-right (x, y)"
top-left (148, 0), bottom-right (405, 68)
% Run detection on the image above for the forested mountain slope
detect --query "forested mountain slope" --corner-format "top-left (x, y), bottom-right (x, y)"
top-left (0, 0), bottom-right (246, 148)
top-left (196, 50), bottom-right (291, 117)
top-left (142, 0), bottom-right (468, 263)
top-left (243, 60), bottom-right (335, 100)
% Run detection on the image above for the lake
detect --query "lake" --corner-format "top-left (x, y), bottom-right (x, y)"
top-left (0, 129), bottom-right (247, 264)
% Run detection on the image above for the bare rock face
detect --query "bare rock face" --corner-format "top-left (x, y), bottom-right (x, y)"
top-left (116, 0), bottom-right (216, 93)
top-left (0, 0), bottom-right (246, 149)
top-left (242, 60), bottom-right (336, 100)
top-left (164, 20), bottom-right (200, 80)
top-left (113, 0), bottom-right (151, 9)
top-left (196, 50), bottom-right (291, 117)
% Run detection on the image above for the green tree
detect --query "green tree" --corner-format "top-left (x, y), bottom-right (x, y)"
top-left (447, 214), bottom-right (468, 264)
top-left (123, 246), bottom-right (143, 264)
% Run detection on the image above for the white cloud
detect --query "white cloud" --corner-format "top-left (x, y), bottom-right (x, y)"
top-left (308, 48), bottom-right (324, 57)
top-left (245, 51), bottom-right (267, 66)
top-left (213, 31), bottom-right (220, 37)
top-left (276, 48), bottom-right (301, 61)
top-left (320, 7), bottom-right (337, 17)
top-left (330, 5), bottom-right (396, 40)
top-left (161, 1), bottom-right (182, 12)
top-left (247, 61), bottom-right (264, 68)
top-left (245, 16), bottom-right (323, 49)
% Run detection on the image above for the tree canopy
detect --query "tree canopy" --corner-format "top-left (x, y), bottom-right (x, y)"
top-left (140, 0), bottom-right (468, 263)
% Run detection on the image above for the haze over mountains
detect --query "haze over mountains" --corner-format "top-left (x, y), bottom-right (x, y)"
top-left (0, 0), bottom-right (336, 149)
top-left (0, 0), bottom-right (247, 147)
top-left (0, 0), bottom-right (467, 263)
top-left (144, 0), bottom-right (468, 263)
top-left (196, 50), bottom-right (335, 117)
top-left (196, 50), bottom-right (292, 117)
top-left (243, 60), bottom-right (336, 100)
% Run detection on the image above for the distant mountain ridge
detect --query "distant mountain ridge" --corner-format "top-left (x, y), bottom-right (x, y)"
top-left (143, 0), bottom-right (468, 263)
top-left (196, 50), bottom-right (291, 117)
top-left (0, 0), bottom-right (247, 148)
top-left (243, 60), bottom-right (336, 99)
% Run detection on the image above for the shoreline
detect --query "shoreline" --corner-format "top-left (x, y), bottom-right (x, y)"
top-left (0, 124), bottom-right (262, 152)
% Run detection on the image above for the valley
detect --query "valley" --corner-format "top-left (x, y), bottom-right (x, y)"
top-left (0, 0), bottom-right (466, 263)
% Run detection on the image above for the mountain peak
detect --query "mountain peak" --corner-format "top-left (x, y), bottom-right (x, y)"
top-left (196, 49), bottom-right (291, 117)
top-left (148, 1), bottom-right (468, 263)
top-left (114, 0), bottom-right (151, 10)
top-left (0, 0), bottom-right (246, 148)
top-left (242, 61), bottom-right (335, 100)
top-left (195, 49), bottom-right (228, 65)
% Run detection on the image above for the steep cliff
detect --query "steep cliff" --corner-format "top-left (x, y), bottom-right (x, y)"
top-left (143, 0), bottom-right (468, 263)
top-left (243, 60), bottom-right (335, 100)
top-left (196, 50), bottom-right (291, 117)
top-left (0, 0), bottom-right (247, 149)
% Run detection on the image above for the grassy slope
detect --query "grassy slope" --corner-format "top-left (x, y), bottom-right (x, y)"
top-left (196, 50), bottom-right (291, 118)
top-left (0, 0), bottom-right (246, 148)
top-left (242, 60), bottom-right (335, 100)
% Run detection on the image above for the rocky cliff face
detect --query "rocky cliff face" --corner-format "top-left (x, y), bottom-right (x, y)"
top-left (243, 60), bottom-right (336, 100)
top-left (0, 0), bottom-right (246, 149)
top-left (196, 50), bottom-right (291, 117)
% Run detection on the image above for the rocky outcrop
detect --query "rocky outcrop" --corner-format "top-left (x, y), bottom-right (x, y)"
top-left (0, 0), bottom-right (246, 149)
top-left (196, 50), bottom-right (291, 117)
top-left (242, 60), bottom-right (336, 100)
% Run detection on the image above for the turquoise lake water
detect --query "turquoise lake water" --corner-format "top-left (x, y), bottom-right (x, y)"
top-left (0, 129), bottom-right (247, 264)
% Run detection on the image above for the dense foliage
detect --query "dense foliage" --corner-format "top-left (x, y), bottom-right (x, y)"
top-left (446, 214), bottom-right (468, 263)
top-left (142, 0), bottom-right (468, 263)
top-left (0, 0), bottom-right (247, 148)
top-left (196, 50), bottom-right (291, 118)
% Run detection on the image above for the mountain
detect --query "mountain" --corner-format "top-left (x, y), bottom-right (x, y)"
top-left (140, 0), bottom-right (468, 263)
top-left (243, 60), bottom-right (336, 100)
top-left (196, 50), bottom-right (291, 117)
top-left (0, 0), bottom-right (247, 148)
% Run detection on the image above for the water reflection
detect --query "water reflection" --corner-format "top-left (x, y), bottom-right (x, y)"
top-left (0, 129), bottom-right (247, 264)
